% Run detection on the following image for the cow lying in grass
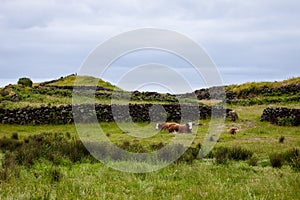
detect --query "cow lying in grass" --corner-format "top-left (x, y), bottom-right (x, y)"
top-left (155, 122), bottom-right (178, 131)
top-left (228, 127), bottom-right (239, 134)
top-left (156, 122), bottom-right (193, 133)
top-left (169, 122), bottom-right (193, 133)
top-left (227, 110), bottom-right (238, 122)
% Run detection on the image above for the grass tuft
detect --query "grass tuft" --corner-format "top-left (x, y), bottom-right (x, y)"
top-left (279, 135), bottom-right (285, 143)
top-left (269, 153), bottom-right (284, 168)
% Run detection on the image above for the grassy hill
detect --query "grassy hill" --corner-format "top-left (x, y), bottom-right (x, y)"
top-left (224, 77), bottom-right (300, 106)
top-left (226, 77), bottom-right (300, 96)
top-left (0, 75), bottom-right (180, 109)
top-left (0, 75), bottom-right (299, 109)
top-left (38, 74), bottom-right (120, 90)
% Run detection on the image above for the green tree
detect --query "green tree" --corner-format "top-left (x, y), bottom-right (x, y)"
top-left (17, 77), bottom-right (33, 87)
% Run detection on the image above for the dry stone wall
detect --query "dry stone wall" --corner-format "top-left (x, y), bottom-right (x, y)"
top-left (0, 104), bottom-right (231, 124)
top-left (260, 107), bottom-right (300, 126)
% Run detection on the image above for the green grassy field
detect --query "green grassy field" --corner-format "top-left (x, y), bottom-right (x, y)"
top-left (0, 76), bottom-right (300, 199)
top-left (0, 103), bottom-right (300, 199)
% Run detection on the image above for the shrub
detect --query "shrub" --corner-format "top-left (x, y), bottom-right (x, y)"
top-left (17, 77), bottom-right (33, 87)
top-left (0, 132), bottom-right (96, 167)
top-left (269, 153), bottom-right (284, 168)
top-left (214, 146), bottom-right (253, 164)
top-left (277, 115), bottom-right (297, 126)
top-left (229, 146), bottom-right (253, 160)
top-left (282, 148), bottom-right (300, 171)
top-left (283, 148), bottom-right (299, 163)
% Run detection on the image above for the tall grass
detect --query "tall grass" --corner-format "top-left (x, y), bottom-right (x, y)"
top-left (0, 102), bottom-right (300, 199)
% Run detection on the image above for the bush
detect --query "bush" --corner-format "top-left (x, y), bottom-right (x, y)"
top-left (269, 153), bottom-right (284, 168)
top-left (277, 115), bottom-right (297, 126)
top-left (229, 146), bottom-right (253, 160)
top-left (0, 132), bottom-right (96, 167)
top-left (283, 148), bottom-right (299, 163)
top-left (17, 77), bottom-right (33, 87)
top-left (282, 148), bottom-right (300, 171)
top-left (214, 146), bottom-right (253, 164)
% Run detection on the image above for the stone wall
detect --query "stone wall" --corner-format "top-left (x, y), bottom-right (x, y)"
top-left (0, 104), bottom-right (231, 125)
top-left (260, 107), bottom-right (300, 125)
top-left (181, 84), bottom-right (300, 101)
top-left (38, 85), bottom-right (112, 91)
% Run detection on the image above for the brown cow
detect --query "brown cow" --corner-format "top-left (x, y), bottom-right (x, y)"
top-left (155, 122), bottom-right (179, 131)
top-left (168, 122), bottom-right (193, 133)
top-left (228, 127), bottom-right (239, 134)
top-left (227, 110), bottom-right (238, 122)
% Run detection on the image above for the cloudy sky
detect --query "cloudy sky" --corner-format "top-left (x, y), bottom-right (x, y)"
top-left (1, 0), bottom-right (300, 91)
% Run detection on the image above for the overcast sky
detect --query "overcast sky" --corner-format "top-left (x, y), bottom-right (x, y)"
top-left (1, 0), bottom-right (300, 91)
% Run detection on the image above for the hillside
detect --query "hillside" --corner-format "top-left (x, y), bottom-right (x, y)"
top-left (180, 77), bottom-right (300, 106)
top-left (225, 77), bottom-right (300, 98)
top-left (38, 74), bottom-right (120, 90)
top-left (0, 75), bottom-right (299, 109)
top-left (224, 77), bottom-right (300, 106)
top-left (0, 75), bottom-right (180, 109)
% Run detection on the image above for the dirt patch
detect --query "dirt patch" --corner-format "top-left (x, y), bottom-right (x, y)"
top-left (236, 137), bottom-right (276, 141)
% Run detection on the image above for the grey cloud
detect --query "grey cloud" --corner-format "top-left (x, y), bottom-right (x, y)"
top-left (0, 0), bottom-right (300, 90)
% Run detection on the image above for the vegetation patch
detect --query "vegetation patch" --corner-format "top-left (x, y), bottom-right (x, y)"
top-left (17, 77), bottom-right (33, 87)
top-left (214, 146), bottom-right (253, 164)
top-left (277, 115), bottom-right (297, 126)
top-left (282, 148), bottom-right (300, 171)
top-left (269, 153), bottom-right (284, 168)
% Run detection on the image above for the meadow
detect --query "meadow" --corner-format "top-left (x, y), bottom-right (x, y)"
top-left (0, 76), bottom-right (300, 199)
top-left (0, 102), bottom-right (300, 199)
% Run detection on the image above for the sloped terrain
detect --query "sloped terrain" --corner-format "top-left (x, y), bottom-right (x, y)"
top-left (0, 75), bottom-right (299, 109)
